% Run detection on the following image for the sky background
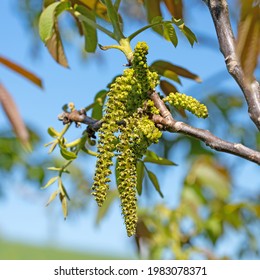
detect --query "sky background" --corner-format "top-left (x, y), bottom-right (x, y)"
top-left (0, 0), bottom-right (259, 259)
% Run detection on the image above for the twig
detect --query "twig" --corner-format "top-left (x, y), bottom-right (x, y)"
top-left (58, 110), bottom-right (102, 131)
top-left (203, 0), bottom-right (260, 130)
top-left (149, 90), bottom-right (260, 165)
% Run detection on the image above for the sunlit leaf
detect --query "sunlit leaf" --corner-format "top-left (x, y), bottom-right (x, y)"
top-left (76, 0), bottom-right (109, 20)
top-left (46, 189), bottom-right (59, 206)
top-left (163, 22), bottom-right (178, 47)
top-left (59, 192), bottom-right (68, 219)
top-left (42, 176), bottom-right (58, 189)
top-left (39, 2), bottom-right (70, 67)
top-left (60, 147), bottom-right (77, 160)
top-left (150, 61), bottom-right (181, 84)
top-left (136, 161), bottom-right (145, 195)
top-left (146, 168), bottom-right (164, 198)
top-left (47, 127), bottom-right (60, 138)
top-left (0, 56), bottom-right (42, 88)
top-left (172, 17), bottom-right (197, 46)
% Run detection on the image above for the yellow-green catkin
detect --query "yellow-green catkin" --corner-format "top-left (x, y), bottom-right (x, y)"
top-left (92, 42), bottom-right (162, 236)
top-left (164, 92), bottom-right (208, 118)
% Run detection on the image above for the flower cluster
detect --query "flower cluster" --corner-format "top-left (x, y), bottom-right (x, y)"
top-left (163, 92), bottom-right (208, 118)
top-left (92, 42), bottom-right (162, 236)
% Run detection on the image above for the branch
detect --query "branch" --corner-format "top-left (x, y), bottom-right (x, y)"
top-left (149, 90), bottom-right (260, 165)
top-left (58, 110), bottom-right (102, 131)
top-left (203, 0), bottom-right (260, 130)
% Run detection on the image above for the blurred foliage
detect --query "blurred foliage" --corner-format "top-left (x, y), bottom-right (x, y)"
top-left (0, 0), bottom-right (259, 259)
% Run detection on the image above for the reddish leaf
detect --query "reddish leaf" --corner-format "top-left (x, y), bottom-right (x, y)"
top-left (151, 60), bottom-right (201, 82)
top-left (0, 56), bottom-right (43, 88)
top-left (0, 84), bottom-right (30, 149)
top-left (163, 0), bottom-right (183, 19)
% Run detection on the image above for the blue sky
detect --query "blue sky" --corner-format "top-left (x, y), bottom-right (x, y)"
top-left (0, 1), bottom-right (259, 259)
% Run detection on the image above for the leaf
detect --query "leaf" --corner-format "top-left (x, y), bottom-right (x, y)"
top-left (160, 80), bottom-right (186, 117)
top-left (42, 176), bottom-right (58, 189)
top-left (237, 5), bottom-right (260, 81)
top-left (160, 79), bottom-right (178, 95)
top-left (96, 190), bottom-right (117, 224)
top-left (172, 17), bottom-right (198, 46)
top-left (46, 189), bottom-right (59, 206)
top-left (60, 147), bottom-right (77, 160)
top-left (143, 150), bottom-right (177, 166)
top-left (39, 2), bottom-right (70, 42)
top-left (58, 177), bottom-right (70, 200)
top-left (185, 156), bottom-right (231, 200)
top-left (136, 161), bottom-right (145, 195)
top-left (144, 0), bottom-right (163, 35)
top-left (81, 146), bottom-right (98, 156)
top-left (47, 127), bottom-right (60, 138)
top-left (151, 61), bottom-right (181, 84)
top-left (75, 5), bottom-right (98, 53)
top-left (59, 192), bottom-right (68, 219)
top-left (91, 90), bottom-right (107, 120)
top-left (0, 56), bottom-right (43, 88)
top-left (39, 2), bottom-right (70, 67)
top-left (163, 22), bottom-right (178, 47)
top-left (151, 60), bottom-right (201, 83)
top-left (77, 0), bottom-right (109, 20)
top-left (163, 0), bottom-right (183, 19)
top-left (0, 84), bottom-right (30, 149)
top-left (146, 168), bottom-right (164, 198)
top-left (46, 22), bottom-right (69, 67)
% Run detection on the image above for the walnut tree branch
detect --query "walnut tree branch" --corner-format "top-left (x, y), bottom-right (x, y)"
top-left (203, 0), bottom-right (260, 130)
top-left (149, 90), bottom-right (260, 165)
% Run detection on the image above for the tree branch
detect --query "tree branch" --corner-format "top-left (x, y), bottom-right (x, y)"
top-left (149, 90), bottom-right (260, 165)
top-left (203, 0), bottom-right (260, 130)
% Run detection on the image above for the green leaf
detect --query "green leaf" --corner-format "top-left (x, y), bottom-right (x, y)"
top-left (81, 146), bottom-right (98, 156)
top-left (39, 2), bottom-right (70, 67)
top-left (172, 18), bottom-right (197, 46)
top-left (39, 2), bottom-right (70, 42)
top-left (46, 189), bottom-right (59, 206)
top-left (91, 90), bottom-right (107, 120)
top-left (42, 176), bottom-right (58, 189)
top-left (150, 61), bottom-right (181, 84)
top-left (59, 192), bottom-right (68, 219)
top-left (60, 147), bottom-right (77, 160)
top-left (180, 25), bottom-right (198, 46)
top-left (47, 127), bottom-right (60, 138)
top-left (58, 177), bottom-right (70, 200)
top-left (144, 150), bottom-right (177, 166)
top-left (136, 161), bottom-right (145, 195)
top-left (163, 22), bottom-right (178, 47)
top-left (74, 5), bottom-right (98, 53)
top-left (146, 168), bottom-right (164, 198)
top-left (151, 16), bottom-right (163, 24)
top-left (144, 0), bottom-right (163, 35)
